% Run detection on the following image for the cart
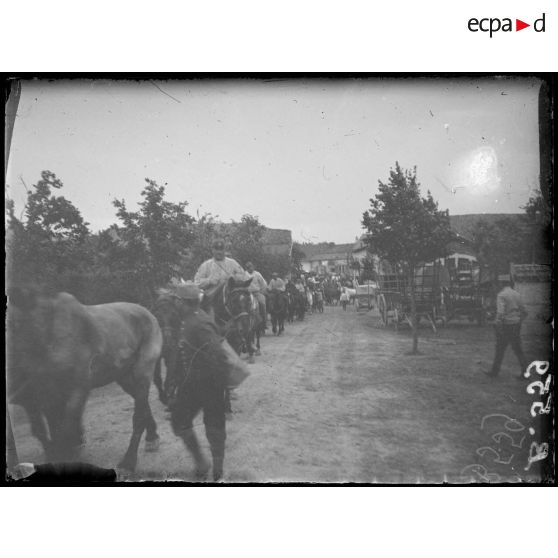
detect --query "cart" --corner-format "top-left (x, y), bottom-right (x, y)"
top-left (354, 281), bottom-right (377, 311)
top-left (377, 266), bottom-right (446, 331)
top-left (377, 263), bottom-right (486, 331)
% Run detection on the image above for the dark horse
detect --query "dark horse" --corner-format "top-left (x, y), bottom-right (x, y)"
top-left (204, 277), bottom-right (261, 364)
top-left (286, 287), bottom-right (305, 322)
top-left (7, 286), bottom-right (163, 471)
top-left (267, 290), bottom-right (288, 335)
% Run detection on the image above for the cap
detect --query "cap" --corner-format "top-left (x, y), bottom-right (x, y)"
top-left (175, 282), bottom-right (201, 300)
top-left (212, 239), bottom-right (225, 250)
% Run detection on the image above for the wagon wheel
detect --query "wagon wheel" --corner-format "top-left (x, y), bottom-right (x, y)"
top-left (378, 294), bottom-right (388, 326)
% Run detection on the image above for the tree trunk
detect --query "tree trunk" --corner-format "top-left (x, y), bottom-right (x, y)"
top-left (409, 269), bottom-right (419, 354)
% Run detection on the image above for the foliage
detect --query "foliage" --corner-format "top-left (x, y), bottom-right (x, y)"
top-left (228, 214), bottom-right (267, 267)
top-left (359, 256), bottom-right (377, 282)
top-left (6, 171), bottom-right (92, 290)
top-left (471, 191), bottom-right (552, 278)
top-left (179, 213), bottom-right (218, 280)
top-left (7, 172), bottom-right (298, 305)
top-left (362, 162), bottom-right (453, 353)
top-left (522, 190), bottom-right (552, 263)
top-left (523, 190), bottom-right (552, 226)
top-left (471, 218), bottom-right (523, 279)
top-left (290, 243), bottom-right (306, 276)
top-left (105, 179), bottom-right (195, 305)
top-left (362, 163), bottom-right (453, 272)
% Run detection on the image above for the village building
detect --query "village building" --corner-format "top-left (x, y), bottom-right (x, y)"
top-left (299, 243), bottom-right (354, 276)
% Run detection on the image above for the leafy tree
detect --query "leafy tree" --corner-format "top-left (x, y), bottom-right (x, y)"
top-left (360, 256), bottom-right (377, 282)
top-left (362, 162), bottom-right (453, 353)
top-left (471, 218), bottom-right (521, 281)
top-left (179, 213), bottom-right (219, 280)
top-left (229, 214), bottom-right (267, 268)
top-left (6, 171), bottom-right (91, 290)
top-left (227, 214), bottom-right (290, 280)
top-left (522, 190), bottom-right (552, 263)
top-left (290, 243), bottom-right (306, 276)
top-left (106, 179), bottom-right (195, 305)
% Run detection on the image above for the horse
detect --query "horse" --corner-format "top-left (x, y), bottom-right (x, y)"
top-left (267, 290), bottom-right (288, 335)
top-left (6, 286), bottom-right (163, 471)
top-left (291, 291), bottom-right (306, 321)
top-left (324, 283), bottom-right (339, 306)
top-left (344, 287), bottom-right (357, 305)
top-left (151, 289), bottom-right (183, 406)
top-left (203, 277), bottom-right (261, 364)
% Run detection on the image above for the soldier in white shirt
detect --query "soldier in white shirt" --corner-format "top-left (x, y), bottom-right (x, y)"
top-left (194, 239), bottom-right (247, 311)
top-left (268, 272), bottom-right (286, 292)
top-left (485, 275), bottom-right (528, 379)
top-left (245, 261), bottom-right (268, 330)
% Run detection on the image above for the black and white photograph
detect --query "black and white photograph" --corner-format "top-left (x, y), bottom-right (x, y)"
top-left (5, 76), bottom-right (554, 485)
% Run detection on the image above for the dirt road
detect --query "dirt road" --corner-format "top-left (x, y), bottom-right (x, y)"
top-left (9, 303), bottom-right (552, 483)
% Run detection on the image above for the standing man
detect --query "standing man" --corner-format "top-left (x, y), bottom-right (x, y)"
top-left (340, 287), bottom-right (349, 311)
top-left (194, 239), bottom-right (247, 311)
top-left (485, 275), bottom-right (529, 379)
top-left (170, 282), bottom-right (229, 481)
top-left (245, 261), bottom-right (268, 330)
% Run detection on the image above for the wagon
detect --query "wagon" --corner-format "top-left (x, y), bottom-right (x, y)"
top-left (377, 263), bottom-right (486, 331)
top-left (354, 282), bottom-right (377, 311)
top-left (376, 266), bottom-right (446, 331)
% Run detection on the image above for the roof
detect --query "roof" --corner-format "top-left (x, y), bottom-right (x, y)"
top-left (511, 263), bottom-right (551, 282)
top-left (262, 228), bottom-right (292, 246)
top-left (300, 243), bottom-right (354, 261)
top-left (449, 214), bottom-right (526, 242)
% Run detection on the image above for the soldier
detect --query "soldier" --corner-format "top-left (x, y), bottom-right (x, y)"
top-left (170, 282), bottom-right (229, 481)
top-left (485, 275), bottom-right (528, 379)
top-left (268, 272), bottom-right (286, 292)
top-left (245, 261), bottom-right (268, 330)
top-left (194, 239), bottom-right (247, 310)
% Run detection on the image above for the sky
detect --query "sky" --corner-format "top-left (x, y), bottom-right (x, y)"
top-left (6, 77), bottom-right (542, 244)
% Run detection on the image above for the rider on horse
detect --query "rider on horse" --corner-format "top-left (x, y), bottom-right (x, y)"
top-left (268, 272), bottom-right (286, 293)
top-left (245, 261), bottom-right (268, 331)
top-left (194, 239), bottom-right (247, 317)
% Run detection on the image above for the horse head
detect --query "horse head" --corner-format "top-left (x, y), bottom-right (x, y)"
top-left (152, 290), bottom-right (183, 353)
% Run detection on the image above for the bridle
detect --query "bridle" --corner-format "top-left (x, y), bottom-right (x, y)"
top-left (221, 284), bottom-right (252, 323)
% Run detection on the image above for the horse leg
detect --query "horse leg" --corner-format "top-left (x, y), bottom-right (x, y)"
top-left (225, 389), bottom-right (233, 414)
top-left (117, 375), bottom-right (159, 471)
top-left (43, 387), bottom-right (87, 462)
top-left (24, 403), bottom-right (52, 457)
